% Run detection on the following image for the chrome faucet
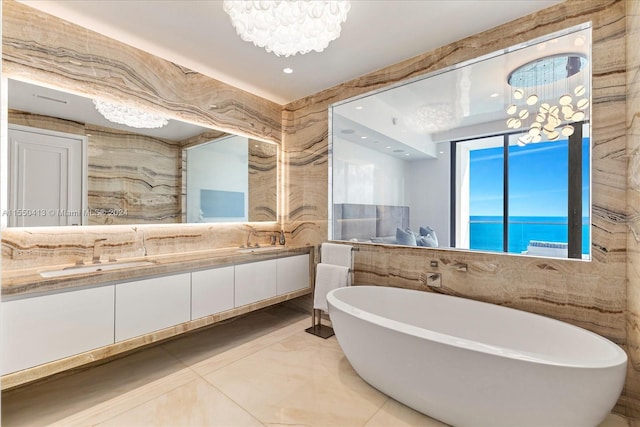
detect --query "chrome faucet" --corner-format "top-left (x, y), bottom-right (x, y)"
top-left (92, 238), bottom-right (107, 264)
top-left (246, 229), bottom-right (258, 248)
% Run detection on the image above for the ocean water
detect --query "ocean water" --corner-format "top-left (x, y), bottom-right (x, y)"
top-left (469, 216), bottom-right (590, 255)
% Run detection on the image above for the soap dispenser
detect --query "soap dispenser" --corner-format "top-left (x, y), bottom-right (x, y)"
top-left (279, 229), bottom-right (286, 245)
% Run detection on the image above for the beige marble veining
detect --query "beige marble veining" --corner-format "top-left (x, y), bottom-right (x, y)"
top-left (8, 111), bottom-right (183, 224)
top-left (627, 0), bottom-right (640, 418)
top-left (248, 139), bottom-right (278, 222)
top-left (1, 222), bottom-right (290, 271)
top-left (1, 0), bottom-right (639, 419)
top-left (1, 1), bottom-right (281, 144)
top-left (10, 102), bottom-right (278, 226)
top-left (2, 243), bottom-right (311, 296)
top-left (282, 0), bottom-right (635, 416)
top-left (86, 124), bottom-right (182, 225)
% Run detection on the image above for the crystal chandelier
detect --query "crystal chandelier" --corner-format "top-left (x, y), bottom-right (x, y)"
top-left (223, 0), bottom-right (351, 57)
top-left (506, 54), bottom-right (589, 145)
top-left (405, 103), bottom-right (462, 133)
top-left (93, 99), bottom-right (168, 129)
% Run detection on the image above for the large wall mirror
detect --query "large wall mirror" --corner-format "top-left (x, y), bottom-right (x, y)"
top-left (4, 78), bottom-right (278, 227)
top-left (330, 23), bottom-right (592, 260)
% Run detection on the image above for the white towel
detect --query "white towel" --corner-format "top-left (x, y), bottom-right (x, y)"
top-left (321, 243), bottom-right (353, 268)
top-left (313, 263), bottom-right (349, 312)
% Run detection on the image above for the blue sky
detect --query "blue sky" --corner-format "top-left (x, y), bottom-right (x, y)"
top-left (469, 139), bottom-right (590, 217)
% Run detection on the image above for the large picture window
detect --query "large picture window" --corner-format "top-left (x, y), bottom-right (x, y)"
top-left (453, 123), bottom-right (590, 259)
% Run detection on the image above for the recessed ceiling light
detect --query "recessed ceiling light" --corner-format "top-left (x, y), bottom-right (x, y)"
top-left (283, 67), bottom-right (293, 74)
top-left (355, 106), bottom-right (363, 110)
top-left (360, 136), bottom-right (367, 139)
top-left (385, 146), bottom-right (392, 149)
top-left (490, 93), bottom-right (499, 98)
top-left (405, 153), bottom-right (410, 156)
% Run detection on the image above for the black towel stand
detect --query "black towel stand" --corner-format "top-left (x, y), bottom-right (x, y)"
top-left (305, 246), bottom-right (358, 339)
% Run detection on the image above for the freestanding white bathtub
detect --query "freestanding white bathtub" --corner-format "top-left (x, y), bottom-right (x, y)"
top-left (327, 285), bottom-right (627, 427)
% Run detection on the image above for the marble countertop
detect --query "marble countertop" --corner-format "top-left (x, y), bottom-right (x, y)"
top-left (2, 245), bottom-right (313, 297)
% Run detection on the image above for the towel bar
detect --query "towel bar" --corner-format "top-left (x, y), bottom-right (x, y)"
top-left (306, 243), bottom-right (355, 339)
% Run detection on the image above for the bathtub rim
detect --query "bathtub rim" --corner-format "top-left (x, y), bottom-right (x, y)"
top-left (327, 285), bottom-right (627, 370)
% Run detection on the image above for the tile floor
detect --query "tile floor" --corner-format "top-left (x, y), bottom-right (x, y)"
top-left (0, 303), bottom-right (630, 427)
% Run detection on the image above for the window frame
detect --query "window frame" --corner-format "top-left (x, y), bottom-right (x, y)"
top-left (450, 121), bottom-right (588, 259)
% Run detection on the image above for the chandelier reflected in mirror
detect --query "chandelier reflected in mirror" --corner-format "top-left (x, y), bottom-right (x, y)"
top-left (506, 53), bottom-right (589, 145)
top-left (405, 103), bottom-right (462, 133)
top-left (92, 100), bottom-right (169, 129)
top-left (223, 0), bottom-right (351, 57)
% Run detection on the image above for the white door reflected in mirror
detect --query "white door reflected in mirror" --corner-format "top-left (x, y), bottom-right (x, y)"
top-left (8, 125), bottom-right (86, 227)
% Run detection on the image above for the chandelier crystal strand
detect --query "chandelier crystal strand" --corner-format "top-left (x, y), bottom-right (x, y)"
top-left (223, 0), bottom-right (351, 57)
top-left (93, 100), bottom-right (168, 129)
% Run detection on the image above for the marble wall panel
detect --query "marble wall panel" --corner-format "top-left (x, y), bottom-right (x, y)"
top-left (283, 0), bottom-right (634, 415)
top-left (1, 0), bottom-right (281, 145)
top-left (1, 222), bottom-right (281, 270)
top-left (86, 124), bottom-right (181, 225)
top-left (1, 0), bottom-right (283, 270)
top-left (248, 139), bottom-right (278, 222)
top-left (627, 0), bottom-right (640, 418)
top-left (1, 0), bottom-right (638, 417)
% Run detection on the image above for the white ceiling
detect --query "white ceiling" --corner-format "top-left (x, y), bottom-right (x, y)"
top-left (19, 0), bottom-right (562, 105)
top-left (332, 23), bottom-right (591, 160)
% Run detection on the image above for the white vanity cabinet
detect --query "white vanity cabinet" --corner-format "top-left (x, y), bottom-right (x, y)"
top-left (115, 273), bottom-right (191, 342)
top-left (191, 266), bottom-right (235, 320)
top-left (1, 285), bottom-right (115, 375)
top-left (234, 255), bottom-right (311, 307)
top-left (1, 248), bottom-right (312, 385)
top-left (277, 254), bottom-right (310, 295)
top-left (234, 259), bottom-right (277, 307)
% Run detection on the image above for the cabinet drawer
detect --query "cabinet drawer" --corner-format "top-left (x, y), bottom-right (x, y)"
top-left (234, 259), bottom-right (277, 307)
top-left (1, 285), bottom-right (115, 375)
top-left (277, 254), bottom-right (310, 295)
top-left (191, 266), bottom-right (235, 320)
top-left (115, 273), bottom-right (191, 342)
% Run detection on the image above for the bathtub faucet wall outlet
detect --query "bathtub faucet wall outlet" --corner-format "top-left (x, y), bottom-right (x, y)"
top-left (426, 272), bottom-right (441, 288)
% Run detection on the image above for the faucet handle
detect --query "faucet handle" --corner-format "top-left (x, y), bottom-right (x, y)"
top-left (92, 238), bottom-right (108, 264)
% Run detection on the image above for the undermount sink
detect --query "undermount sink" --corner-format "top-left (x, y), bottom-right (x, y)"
top-left (40, 260), bottom-right (156, 278)
top-left (237, 246), bottom-right (283, 254)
